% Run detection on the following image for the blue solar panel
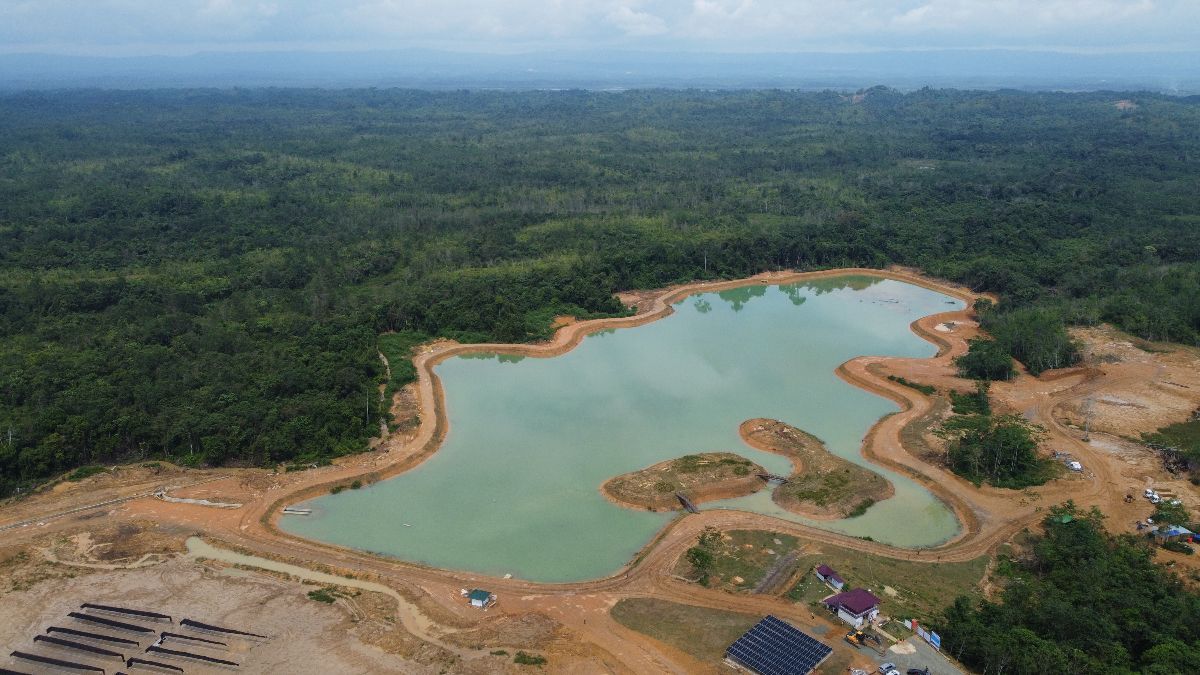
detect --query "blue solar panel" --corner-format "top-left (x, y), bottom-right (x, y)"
top-left (725, 615), bottom-right (833, 675)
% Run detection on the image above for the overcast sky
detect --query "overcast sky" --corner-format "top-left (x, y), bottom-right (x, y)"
top-left (2, 0), bottom-right (1198, 55)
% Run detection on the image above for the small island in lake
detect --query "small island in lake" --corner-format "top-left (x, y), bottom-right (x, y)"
top-left (739, 418), bottom-right (894, 519)
top-left (601, 452), bottom-right (767, 511)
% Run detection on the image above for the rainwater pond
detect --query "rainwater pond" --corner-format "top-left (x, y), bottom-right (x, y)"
top-left (281, 276), bottom-right (963, 582)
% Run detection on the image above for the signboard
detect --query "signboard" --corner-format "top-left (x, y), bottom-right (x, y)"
top-left (929, 631), bottom-right (942, 650)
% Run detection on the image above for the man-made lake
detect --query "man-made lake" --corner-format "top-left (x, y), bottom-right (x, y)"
top-left (282, 276), bottom-right (962, 582)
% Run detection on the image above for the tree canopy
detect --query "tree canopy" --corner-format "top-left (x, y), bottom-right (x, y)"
top-left (939, 504), bottom-right (1200, 674)
top-left (1, 88), bottom-right (1199, 494)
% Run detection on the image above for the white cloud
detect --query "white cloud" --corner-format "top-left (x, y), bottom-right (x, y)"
top-left (607, 4), bottom-right (668, 37)
top-left (0, 0), bottom-right (1196, 53)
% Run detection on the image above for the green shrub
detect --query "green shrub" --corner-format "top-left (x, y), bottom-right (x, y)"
top-left (350, 479), bottom-right (363, 489)
top-left (955, 339), bottom-right (1015, 381)
top-left (941, 414), bottom-right (1054, 488)
top-left (331, 485), bottom-right (345, 494)
top-left (686, 546), bottom-right (714, 573)
top-left (1153, 501), bottom-right (1190, 527)
top-left (887, 375), bottom-right (936, 395)
top-left (514, 651), bottom-right (546, 666)
top-left (848, 498), bottom-right (875, 518)
top-left (307, 588), bottom-right (337, 603)
top-left (950, 381), bottom-right (992, 416)
top-left (1163, 541), bottom-right (1194, 555)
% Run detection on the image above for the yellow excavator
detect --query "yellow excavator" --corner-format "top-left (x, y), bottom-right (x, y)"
top-left (845, 629), bottom-right (882, 648)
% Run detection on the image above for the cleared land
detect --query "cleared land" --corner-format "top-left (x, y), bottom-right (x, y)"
top-left (674, 528), bottom-right (988, 622)
top-left (6, 270), bottom-right (1200, 673)
top-left (609, 597), bottom-right (759, 663)
top-left (739, 418), bottom-right (893, 519)
top-left (601, 452), bottom-right (765, 511)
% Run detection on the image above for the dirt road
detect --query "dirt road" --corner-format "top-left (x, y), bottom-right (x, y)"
top-left (4, 266), bottom-right (1196, 673)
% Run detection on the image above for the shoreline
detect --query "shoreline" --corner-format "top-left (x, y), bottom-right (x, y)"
top-left (259, 266), bottom-right (990, 575)
top-left (265, 267), bottom-right (982, 513)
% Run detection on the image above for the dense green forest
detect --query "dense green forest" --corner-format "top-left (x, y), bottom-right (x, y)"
top-left (940, 412), bottom-right (1056, 488)
top-left (1, 88), bottom-right (1199, 495)
top-left (940, 504), bottom-right (1200, 673)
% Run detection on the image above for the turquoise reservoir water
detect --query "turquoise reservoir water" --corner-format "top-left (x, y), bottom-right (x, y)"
top-left (282, 276), bottom-right (963, 582)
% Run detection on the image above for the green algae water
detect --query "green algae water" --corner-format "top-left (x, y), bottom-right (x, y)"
top-left (282, 276), bottom-right (962, 582)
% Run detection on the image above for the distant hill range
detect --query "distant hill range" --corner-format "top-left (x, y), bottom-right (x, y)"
top-left (1, 49), bottom-right (1198, 92)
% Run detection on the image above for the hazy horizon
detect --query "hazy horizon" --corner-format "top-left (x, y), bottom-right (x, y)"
top-left (2, 48), bottom-right (1197, 92)
top-left (2, 2), bottom-right (1197, 91)
top-left (3, 1), bottom-right (1199, 56)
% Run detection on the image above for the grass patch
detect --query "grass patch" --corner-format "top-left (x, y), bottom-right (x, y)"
top-left (1143, 418), bottom-right (1200, 458)
top-left (610, 597), bottom-right (760, 662)
top-left (66, 465), bottom-right (106, 482)
top-left (513, 651), bottom-right (546, 666)
top-left (330, 485), bottom-right (345, 494)
top-left (677, 529), bottom-right (989, 622)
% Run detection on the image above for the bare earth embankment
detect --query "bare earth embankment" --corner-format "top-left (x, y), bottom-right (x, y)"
top-left (601, 452), bottom-right (766, 511)
top-left (23, 267), bottom-right (1200, 673)
top-left (740, 418), bottom-right (893, 519)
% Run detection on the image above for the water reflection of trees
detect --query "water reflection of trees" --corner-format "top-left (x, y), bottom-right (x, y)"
top-left (716, 285), bottom-right (767, 312)
top-left (783, 275), bottom-right (883, 296)
top-left (781, 286), bottom-right (808, 307)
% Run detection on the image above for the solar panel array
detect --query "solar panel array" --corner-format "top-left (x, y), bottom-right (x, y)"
top-left (725, 615), bottom-right (833, 675)
top-left (5, 602), bottom-right (271, 674)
